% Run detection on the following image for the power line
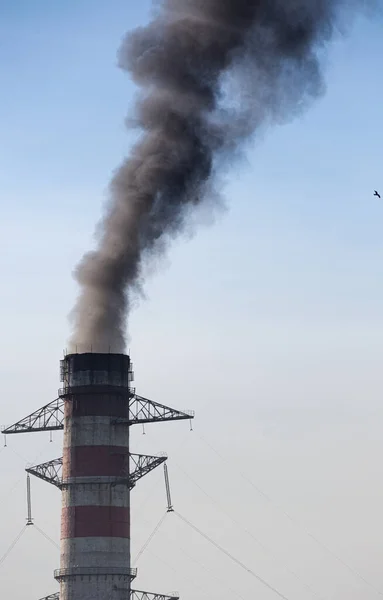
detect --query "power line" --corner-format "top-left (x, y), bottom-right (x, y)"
top-left (176, 511), bottom-right (292, 600)
top-left (145, 428), bottom-right (322, 599)
top-left (0, 526), bottom-right (27, 569)
top-left (0, 439), bottom-right (60, 508)
top-left (173, 454), bottom-right (324, 599)
top-left (134, 511), bottom-right (249, 600)
top-left (144, 546), bottom-right (212, 600)
top-left (34, 524), bottom-right (60, 551)
top-left (197, 431), bottom-right (383, 598)
top-left (134, 513), bottom-right (167, 564)
top-left (0, 478), bottom-right (23, 507)
top-left (163, 520), bottom-right (248, 600)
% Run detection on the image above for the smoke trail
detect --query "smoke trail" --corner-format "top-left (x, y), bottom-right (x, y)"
top-left (70, 0), bottom-right (370, 353)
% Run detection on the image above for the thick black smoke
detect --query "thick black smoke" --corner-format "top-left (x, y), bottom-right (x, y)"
top-left (70, 0), bottom-right (368, 353)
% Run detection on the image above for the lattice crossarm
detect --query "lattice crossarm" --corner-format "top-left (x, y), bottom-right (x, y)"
top-left (2, 398), bottom-right (65, 435)
top-left (129, 453), bottom-right (167, 488)
top-left (131, 591), bottom-right (179, 600)
top-left (36, 592), bottom-right (179, 600)
top-left (129, 395), bottom-right (194, 424)
top-left (26, 458), bottom-right (63, 488)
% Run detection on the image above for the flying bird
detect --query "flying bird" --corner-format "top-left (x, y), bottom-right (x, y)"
top-left (374, 190), bottom-right (381, 199)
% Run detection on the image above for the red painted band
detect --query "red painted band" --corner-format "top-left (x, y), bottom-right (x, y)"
top-left (61, 505), bottom-right (130, 539)
top-left (63, 446), bottom-right (128, 478)
top-left (64, 394), bottom-right (129, 418)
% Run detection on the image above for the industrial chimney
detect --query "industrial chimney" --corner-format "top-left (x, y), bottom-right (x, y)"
top-left (2, 352), bottom-right (193, 600)
top-left (56, 353), bottom-right (135, 599)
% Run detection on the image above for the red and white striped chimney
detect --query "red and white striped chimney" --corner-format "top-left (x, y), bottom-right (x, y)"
top-left (55, 353), bottom-right (136, 600)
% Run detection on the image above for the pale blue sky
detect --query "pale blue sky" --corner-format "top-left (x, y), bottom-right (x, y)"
top-left (1, 2), bottom-right (383, 600)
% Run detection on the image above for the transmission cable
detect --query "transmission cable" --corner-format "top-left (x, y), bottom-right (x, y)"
top-left (160, 519), bottom-right (248, 600)
top-left (144, 545), bottom-right (212, 600)
top-left (134, 512), bottom-right (167, 563)
top-left (174, 460), bottom-right (324, 600)
top-left (176, 511), bottom-right (291, 600)
top-left (0, 524), bottom-right (59, 572)
top-left (34, 524), bottom-right (60, 550)
top-left (197, 431), bottom-right (383, 598)
top-left (0, 439), bottom-right (61, 508)
top-left (0, 525), bottom-right (27, 569)
top-left (135, 511), bottom-right (249, 600)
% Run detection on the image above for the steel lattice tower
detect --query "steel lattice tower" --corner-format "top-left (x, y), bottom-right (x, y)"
top-left (3, 352), bottom-right (194, 600)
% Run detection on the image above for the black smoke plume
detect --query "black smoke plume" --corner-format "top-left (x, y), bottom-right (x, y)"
top-left (70, 0), bottom-right (369, 353)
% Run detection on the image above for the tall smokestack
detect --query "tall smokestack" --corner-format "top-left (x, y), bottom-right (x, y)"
top-left (3, 352), bottom-right (194, 599)
top-left (70, 0), bottom-right (370, 352)
top-left (56, 353), bottom-right (135, 600)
